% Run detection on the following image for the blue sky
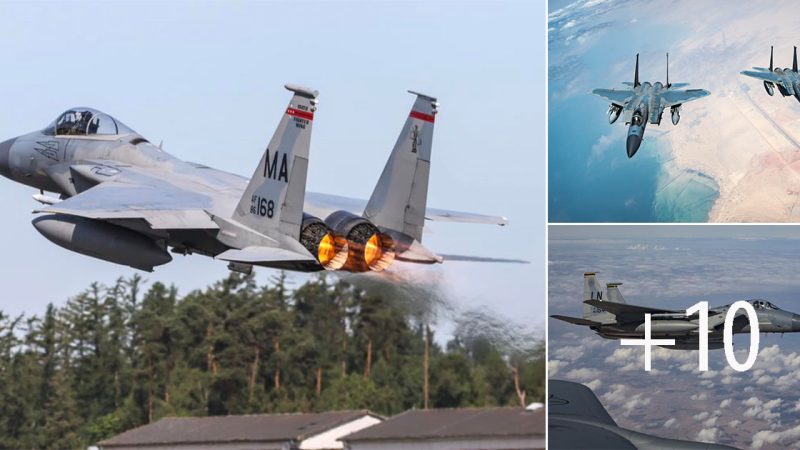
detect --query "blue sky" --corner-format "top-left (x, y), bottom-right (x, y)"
top-left (0, 1), bottom-right (543, 338)
top-left (550, 225), bottom-right (800, 449)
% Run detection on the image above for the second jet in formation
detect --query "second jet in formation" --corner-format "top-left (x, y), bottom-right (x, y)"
top-left (592, 53), bottom-right (710, 158)
top-left (741, 46), bottom-right (800, 103)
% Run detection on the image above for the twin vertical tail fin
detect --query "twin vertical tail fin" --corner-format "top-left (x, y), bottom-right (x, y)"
top-left (582, 273), bottom-right (626, 320)
top-left (770, 45), bottom-right (774, 71)
top-left (233, 84), bottom-right (318, 239)
top-left (794, 46), bottom-right (798, 72)
top-left (363, 91), bottom-right (438, 242)
top-left (606, 282), bottom-right (626, 304)
top-left (582, 272), bottom-right (603, 319)
top-left (634, 53), bottom-right (640, 88)
top-left (666, 53), bottom-right (670, 88)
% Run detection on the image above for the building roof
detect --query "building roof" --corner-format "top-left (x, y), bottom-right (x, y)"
top-left (99, 410), bottom-right (379, 447)
top-left (344, 407), bottom-right (545, 441)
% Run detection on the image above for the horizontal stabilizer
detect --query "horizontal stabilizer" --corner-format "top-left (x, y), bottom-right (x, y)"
top-left (425, 208), bottom-right (508, 226)
top-left (583, 299), bottom-right (678, 317)
top-left (303, 192), bottom-right (509, 226)
top-left (550, 315), bottom-right (600, 326)
top-left (216, 246), bottom-right (316, 264)
top-left (667, 82), bottom-right (689, 88)
top-left (439, 254), bottom-right (528, 264)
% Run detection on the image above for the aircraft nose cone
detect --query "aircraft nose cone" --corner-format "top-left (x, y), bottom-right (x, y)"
top-left (0, 137), bottom-right (15, 178)
top-left (792, 314), bottom-right (800, 332)
top-left (626, 135), bottom-right (641, 158)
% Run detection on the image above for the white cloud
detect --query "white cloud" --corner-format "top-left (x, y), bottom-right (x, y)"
top-left (549, 359), bottom-right (565, 378)
top-left (565, 367), bottom-right (602, 382)
top-left (752, 424), bottom-right (800, 449)
top-left (696, 427), bottom-right (718, 443)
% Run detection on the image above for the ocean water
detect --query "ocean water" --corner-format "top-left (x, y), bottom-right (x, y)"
top-left (548, 2), bottom-right (720, 223)
top-left (653, 162), bottom-right (720, 222)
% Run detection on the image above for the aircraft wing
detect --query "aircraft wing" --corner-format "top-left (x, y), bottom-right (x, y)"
top-left (549, 380), bottom-right (617, 426)
top-left (591, 88), bottom-right (635, 106)
top-left (741, 69), bottom-right (783, 83)
top-left (659, 88), bottom-right (710, 107)
top-left (36, 165), bottom-right (220, 230)
top-left (304, 192), bottom-right (508, 226)
top-left (741, 70), bottom-right (794, 95)
top-left (550, 315), bottom-right (601, 326)
top-left (583, 300), bottom-right (680, 322)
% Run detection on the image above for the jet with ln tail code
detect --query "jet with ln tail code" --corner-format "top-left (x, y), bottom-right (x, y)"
top-left (551, 273), bottom-right (800, 350)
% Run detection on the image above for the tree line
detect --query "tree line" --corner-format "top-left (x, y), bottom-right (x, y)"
top-left (0, 272), bottom-right (544, 449)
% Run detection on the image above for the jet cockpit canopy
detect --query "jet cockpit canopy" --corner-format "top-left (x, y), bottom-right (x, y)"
top-left (751, 299), bottom-right (780, 310)
top-left (44, 108), bottom-right (135, 137)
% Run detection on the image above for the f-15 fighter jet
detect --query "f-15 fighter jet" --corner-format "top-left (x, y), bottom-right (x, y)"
top-left (741, 46), bottom-right (800, 103)
top-left (0, 85), bottom-right (511, 273)
top-left (551, 273), bottom-right (800, 350)
top-left (592, 53), bottom-right (710, 158)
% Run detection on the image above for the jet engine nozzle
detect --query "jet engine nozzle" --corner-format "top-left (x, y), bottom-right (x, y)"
top-left (670, 105), bottom-right (681, 125)
top-left (764, 81), bottom-right (775, 96)
top-left (300, 213), bottom-right (348, 270)
top-left (324, 210), bottom-right (396, 272)
top-left (607, 104), bottom-right (622, 124)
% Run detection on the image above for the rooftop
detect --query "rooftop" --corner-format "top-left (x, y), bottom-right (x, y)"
top-left (98, 410), bottom-right (380, 447)
top-left (344, 407), bottom-right (545, 441)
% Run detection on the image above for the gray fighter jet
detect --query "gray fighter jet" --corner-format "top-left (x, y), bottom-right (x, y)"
top-left (0, 85), bottom-right (511, 273)
top-left (592, 53), bottom-right (710, 158)
top-left (550, 379), bottom-right (740, 449)
top-left (551, 273), bottom-right (800, 350)
top-left (741, 46), bottom-right (800, 103)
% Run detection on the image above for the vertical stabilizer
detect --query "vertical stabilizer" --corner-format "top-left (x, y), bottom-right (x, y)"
top-left (794, 46), bottom-right (798, 72)
top-left (583, 272), bottom-right (604, 319)
top-left (770, 45), bottom-right (774, 71)
top-left (363, 91), bottom-right (438, 242)
top-left (606, 283), bottom-right (626, 304)
top-left (634, 53), bottom-right (640, 88)
top-left (666, 53), bottom-right (670, 87)
top-left (233, 84), bottom-right (318, 239)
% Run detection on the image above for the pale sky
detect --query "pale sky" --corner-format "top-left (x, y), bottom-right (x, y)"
top-left (0, 1), bottom-right (544, 335)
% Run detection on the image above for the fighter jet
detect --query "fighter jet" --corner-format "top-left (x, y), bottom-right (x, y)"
top-left (0, 85), bottom-right (512, 273)
top-left (592, 53), bottom-right (710, 158)
top-left (549, 379), bottom-right (740, 449)
top-left (741, 46), bottom-right (800, 103)
top-left (551, 273), bottom-right (800, 350)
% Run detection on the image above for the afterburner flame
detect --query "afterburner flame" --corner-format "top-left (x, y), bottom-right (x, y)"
top-left (365, 234), bottom-right (382, 267)
top-left (318, 233), bottom-right (337, 266)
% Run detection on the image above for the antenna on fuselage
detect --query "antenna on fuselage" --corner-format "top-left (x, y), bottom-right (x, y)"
top-left (634, 53), bottom-right (640, 88)
top-left (666, 52), bottom-right (670, 88)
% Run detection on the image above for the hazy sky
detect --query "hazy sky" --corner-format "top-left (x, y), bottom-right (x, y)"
top-left (0, 1), bottom-right (543, 336)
